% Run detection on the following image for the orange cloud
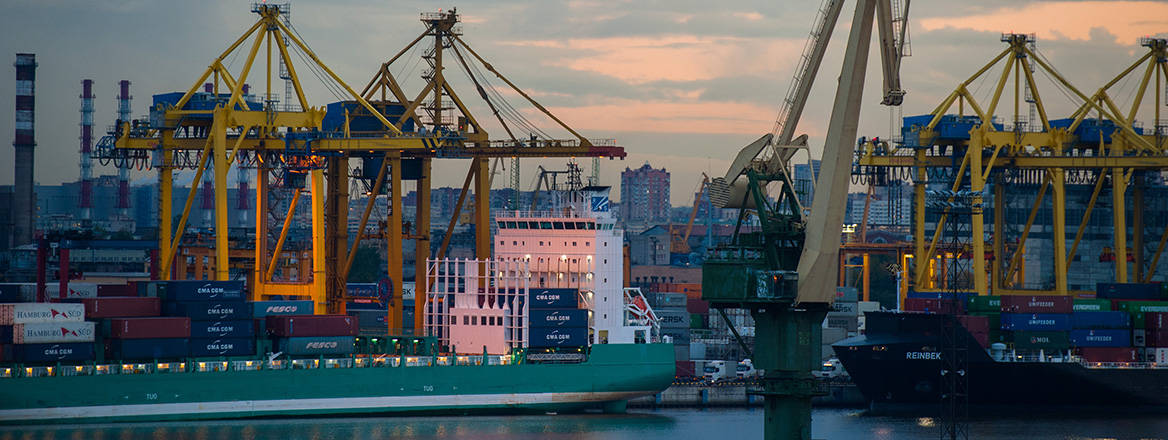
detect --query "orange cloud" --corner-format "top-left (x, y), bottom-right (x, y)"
top-left (503, 35), bottom-right (801, 84)
top-left (538, 98), bottom-right (775, 134)
top-left (920, 1), bottom-right (1168, 44)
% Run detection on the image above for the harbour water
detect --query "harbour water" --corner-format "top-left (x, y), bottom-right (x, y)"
top-left (4, 408), bottom-right (1167, 439)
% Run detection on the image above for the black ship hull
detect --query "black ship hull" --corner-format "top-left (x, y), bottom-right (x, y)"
top-left (834, 312), bottom-right (1168, 414)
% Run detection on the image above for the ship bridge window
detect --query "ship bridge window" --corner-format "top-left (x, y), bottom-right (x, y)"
top-left (565, 222), bottom-right (576, 230)
top-left (576, 222), bottom-right (586, 229)
top-left (553, 222), bottom-right (564, 230)
top-left (540, 222), bottom-right (552, 229)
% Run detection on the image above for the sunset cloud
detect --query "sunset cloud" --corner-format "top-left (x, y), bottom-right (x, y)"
top-left (920, 1), bottom-right (1168, 44)
top-left (542, 98), bottom-right (774, 134)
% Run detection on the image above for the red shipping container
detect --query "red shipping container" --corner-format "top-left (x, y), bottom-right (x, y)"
top-left (675, 360), bottom-right (695, 377)
top-left (96, 284), bottom-right (134, 297)
top-left (1146, 312), bottom-right (1168, 331)
top-left (109, 317), bottom-right (190, 339)
top-left (1078, 347), bottom-right (1140, 363)
top-left (957, 315), bottom-right (990, 334)
top-left (1147, 328), bottom-right (1168, 347)
top-left (972, 332), bottom-right (989, 348)
top-left (687, 298), bottom-right (710, 315)
top-left (1000, 295), bottom-right (1073, 313)
top-left (266, 315), bottom-right (358, 337)
top-left (82, 297), bottom-right (160, 319)
top-left (904, 298), bottom-right (963, 314)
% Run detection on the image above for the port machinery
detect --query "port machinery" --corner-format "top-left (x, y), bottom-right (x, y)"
top-left (97, 4), bottom-right (625, 332)
top-left (855, 35), bottom-right (1168, 301)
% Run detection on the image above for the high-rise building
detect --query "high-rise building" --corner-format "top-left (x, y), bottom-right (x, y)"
top-left (793, 159), bottom-right (821, 208)
top-left (620, 163), bottom-right (670, 227)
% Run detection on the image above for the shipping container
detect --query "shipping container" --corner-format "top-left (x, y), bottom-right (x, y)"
top-left (1011, 331), bottom-right (1070, 350)
top-left (904, 298), bottom-right (964, 314)
top-left (966, 295), bottom-right (1001, 313)
top-left (1096, 283), bottom-right (1162, 300)
top-left (1146, 328), bottom-right (1168, 347)
top-left (108, 317), bottom-right (191, 339)
top-left (1145, 311), bottom-right (1168, 331)
top-left (835, 287), bottom-right (859, 302)
top-left (1071, 311), bottom-right (1130, 329)
top-left (96, 284), bottom-right (134, 297)
top-left (11, 342), bottom-right (95, 363)
top-left (648, 293), bottom-right (687, 308)
top-left (957, 315), bottom-right (990, 334)
top-left (1133, 329), bottom-right (1147, 347)
top-left (82, 297), bottom-right (160, 319)
top-left (189, 338), bottom-right (255, 357)
top-left (528, 309), bottom-right (589, 328)
top-left (45, 283), bottom-right (98, 300)
top-left (1000, 313), bottom-right (1072, 331)
top-left (0, 303), bottom-right (84, 324)
top-left (1070, 329), bottom-right (1131, 347)
top-left (345, 283), bottom-right (381, 298)
top-left (0, 284), bottom-right (29, 302)
top-left (528, 288), bottom-right (579, 309)
top-left (655, 308), bottom-right (690, 329)
top-left (690, 313), bottom-right (706, 329)
top-left (347, 310), bottom-right (388, 332)
top-left (826, 314), bottom-right (859, 332)
top-left (529, 326), bottom-right (589, 348)
top-left (1116, 301), bottom-right (1168, 328)
top-left (0, 321), bottom-right (95, 343)
top-left (162, 280), bottom-right (245, 302)
top-left (346, 300), bottom-right (388, 311)
top-left (1073, 299), bottom-right (1112, 312)
top-left (164, 301), bottom-right (250, 320)
top-left (686, 298), bottom-right (710, 315)
top-left (267, 315), bottom-right (358, 337)
top-left (1153, 347), bottom-right (1168, 364)
top-left (1000, 296), bottom-right (1073, 314)
top-left (190, 320), bottom-right (255, 338)
top-left (274, 336), bottom-right (356, 356)
top-left (107, 338), bottom-right (188, 360)
top-left (833, 301), bottom-right (858, 314)
top-left (1077, 346), bottom-right (1140, 363)
top-left (252, 300), bottom-right (315, 318)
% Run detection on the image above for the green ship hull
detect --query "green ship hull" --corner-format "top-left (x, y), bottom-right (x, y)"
top-left (0, 344), bottom-right (674, 425)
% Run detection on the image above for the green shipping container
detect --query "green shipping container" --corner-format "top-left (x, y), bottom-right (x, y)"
top-left (970, 311), bottom-right (1001, 331)
top-left (1010, 331), bottom-right (1070, 350)
top-left (1117, 301), bottom-right (1168, 328)
top-left (689, 313), bottom-right (705, 330)
top-left (1073, 299), bottom-right (1112, 312)
top-left (967, 295), bottom-right (1002, 312)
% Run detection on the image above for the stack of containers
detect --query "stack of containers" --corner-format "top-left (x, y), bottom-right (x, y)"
top-left (527, 288), bottom-right (588, 349)
top-left (0, 303), bottom-right (95, 363)
top-left (965, 295), bottom-right (1002, 345)
top-left (158, 281), bottom-right (254, 358)
top-left (1146, 312), bottom-right (1168, 364)
top-left (1000, 296), bottom-right (1073, 352)
top-left (268, 314), bottom-right (358, 357)
top-left (251, 300), bottom-right (314, 355)
top-left (652, 293), bottom-right (690, 361)
top-left (904, 291), bottom-right (965, 315)
top-left (827, 287), bottom-right (860, 334)
top-left (82, 296), bottom-right (162, 362)
top-left (957, 315), bottom-right (990, 348)
top-left (106, 316), bottom-right (191, 360)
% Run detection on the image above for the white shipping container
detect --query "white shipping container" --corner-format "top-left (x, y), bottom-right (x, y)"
top-left (0, 303), bottom-right (85, 324)
top-left (858, 301), bottom-right (881, 313)
top-left (1156, 348), bottom-right (1168, 365)
top-left (11, 321), bottom-right (96, 343)
top-left (45, 283), bottom-right (98, 299)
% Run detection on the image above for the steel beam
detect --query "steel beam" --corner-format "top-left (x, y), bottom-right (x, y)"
top-left (1051, 168), bottom-right (1068, 295)
top-left (415, 158), bottom-right (432, 333)
top-left (387, 157), bottom-right (404, 333)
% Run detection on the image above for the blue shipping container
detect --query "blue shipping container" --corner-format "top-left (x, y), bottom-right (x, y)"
top-left (346, 283), bottom-right (380, 298)
top-left (1070, 329), bottom-right (1131, 347)
top-left (1096, 283), bottom-right (1161, 300)
top-left (274, 336), bottom-right (356, 356)
top-left (165, 301), bottom-right (251, 320)
top-left (1000, 313), bottom-right (1071, 331)
top-left (528, 309), bottom-right (588, 328)
top-left (529, 289), bottom-right (579, 309)
top-left (528, 327), bottom-right (588, 348)
top-left (12, 343), bottom-right (95, 363)
top-left (1071, 311), bottom-right (1131, 329)
top-left (189, 338), bottom-right (255, 357)
top-left (190, 320), bottom-right (255, 338)
top-left (0, 284), bottom-right (23, 302)
top-left (108, 338), bottom-right (189, 360)
top-left (252, 300), bottom-right (315, 318)
top-left (163, 281), bottom-right (245, 302)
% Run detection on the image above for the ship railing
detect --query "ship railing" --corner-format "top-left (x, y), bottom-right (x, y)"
top-left (231, 360), bottom-right (263, 371)
top-left (1080, 360), bottom-right (1168, 369)
top-left (60, 365), bottom-right (94, 376)
top-left (404, 356), bottom-right (433, 367)
top-left (0, 367), bottom-right (11, 378)
top-left (195, 361), bottom-right (230, 372)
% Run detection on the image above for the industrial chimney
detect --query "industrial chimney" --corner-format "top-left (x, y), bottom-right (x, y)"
top-left (12, 54), bottom-right (37, 246)
top-left (79, 79), bottom-right (94, 221)
top-left (116, 80), bottom-right (132, 218)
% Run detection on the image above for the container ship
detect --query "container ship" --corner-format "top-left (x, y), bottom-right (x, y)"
top-left (834, 284), bottom-right (1168, 413)
top-left (0, 186), bottom-right (674, 425)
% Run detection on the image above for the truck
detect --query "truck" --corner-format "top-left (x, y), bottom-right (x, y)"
top-left (813, 358), bottom-right (848, 380)
top-left (736, 358), bottom-right (762, 378)
top-left (703, 360), bottom-right (731, 382)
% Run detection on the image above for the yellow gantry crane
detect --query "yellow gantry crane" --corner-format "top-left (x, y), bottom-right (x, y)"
top-left (856, 35), bottom-right (1168, 300)
top-left (106, 5), bottom-right (625, 333)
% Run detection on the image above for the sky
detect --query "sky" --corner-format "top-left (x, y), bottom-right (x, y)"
top-left (1, 0), bottom-right (1166, 205)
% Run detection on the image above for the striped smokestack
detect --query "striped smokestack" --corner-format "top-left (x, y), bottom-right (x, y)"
top-left (12, 54), bottom-right (36, 246)
top-left (79, 79), bottom-right (94, 220)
